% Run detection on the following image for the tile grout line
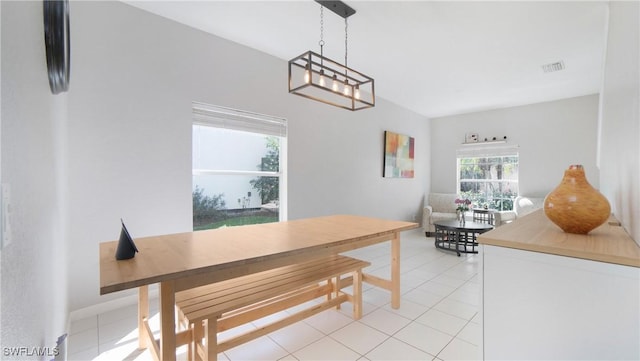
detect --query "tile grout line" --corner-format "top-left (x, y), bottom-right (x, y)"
top-left (432, 273), bottom-right (481, 360)
top-left (393, 252), bottom-right (480, 360)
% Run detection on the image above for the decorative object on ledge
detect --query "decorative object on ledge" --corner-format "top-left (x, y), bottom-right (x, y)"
top-left (288, 0), bottom-right (375, 111)
top-left (544, 165), bottom-right (611, 234)
top-left (465, 133), bottom-right (479, 143)
top-left (115, 219), bottom-right (138, 260)
top-left (383, 131), bottom-right (414, 178)
top-left (43, 0), bottom-right (70, 94)
top-left (462, 135), bottom-right (507, 145)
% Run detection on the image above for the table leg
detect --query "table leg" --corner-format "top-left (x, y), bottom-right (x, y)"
top-left (160, 281), bottom-right (176, 361)
top-left (456, 230), bottom-right (461, 257)
top-left (138, 285), bottom-right (149, 349)
top-left (391, 232), bottom-right (401, 309)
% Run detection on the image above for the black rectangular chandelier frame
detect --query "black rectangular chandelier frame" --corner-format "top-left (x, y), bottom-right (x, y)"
top-left (289, 50), bottom-right (375, 111)
top-left (288, 1), bottom-right (375, 111)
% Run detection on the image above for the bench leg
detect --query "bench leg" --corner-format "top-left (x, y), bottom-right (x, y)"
top-left (334, 276), bottom-right (341, 310)
top-left (193, 321), bottom-right (204, 361)
top-left (352, 270), bottom-right (363, 320)
top-left (187, 327), bottom-right (193, 361)
top-left (204, 318), bottom-right (218, 361)
top-left (176, 311), bottom-right (193, 361)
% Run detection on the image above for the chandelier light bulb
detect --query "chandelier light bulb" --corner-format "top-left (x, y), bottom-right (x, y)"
top-left (343, 80), bottom-right (351, 96)
top-left (304, 68), bottom-right (311, 84)
top-left (354, 85), bottom-right (361, 99)
top-left (332, 74), bottom-right (339, 92)
top-left (319, 70), bottom-right (326, 87)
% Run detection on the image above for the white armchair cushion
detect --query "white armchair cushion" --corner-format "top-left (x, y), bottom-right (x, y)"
top-left (428, 193), bottom-right (458, 213)
top-left (431, 212), bottom-right (458, 223)
top-left (423, 193), bottom-right (459, 234)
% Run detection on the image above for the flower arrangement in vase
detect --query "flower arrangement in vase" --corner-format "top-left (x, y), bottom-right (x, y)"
top-left (455, 198), bottom-right (471, 225)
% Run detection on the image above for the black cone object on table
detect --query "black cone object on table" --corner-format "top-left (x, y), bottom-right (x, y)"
top-left (116, 219), bottom-right (138, 260)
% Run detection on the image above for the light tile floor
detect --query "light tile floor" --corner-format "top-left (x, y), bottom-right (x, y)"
top-left (68, 229), bottom-right (481, 361)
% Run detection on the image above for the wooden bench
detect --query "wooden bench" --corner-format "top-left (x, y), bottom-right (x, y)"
top-left (174, 254), bottom-right (370, 361)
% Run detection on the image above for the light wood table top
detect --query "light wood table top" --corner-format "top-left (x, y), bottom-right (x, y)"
top-left (478, 209), bottom-right (640, 267)
top-left (100, 215), bottom-right (418, 295)
top-left (100, 215), bottom-right (418, 361)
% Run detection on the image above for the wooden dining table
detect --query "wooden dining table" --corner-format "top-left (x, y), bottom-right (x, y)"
top-left (99, 214), bottom-right (418, 361)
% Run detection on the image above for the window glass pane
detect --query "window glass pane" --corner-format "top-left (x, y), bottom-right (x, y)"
top-left (193, 125), bottom-right (280, 172)
top-left (459, 164), bottom-right (477, 180)
top-left (460, 181), bottom-right (479, 193)
top-left (193, 104), bottom-right (285, 231)
top-left (504, 156), bottom-right (518, 164)
top-left (193, 174), bottom-right (279, 230)
top-left (503, 163), bottom-right (519, 180)
top-left (458, 154), bottom-right (518, 211)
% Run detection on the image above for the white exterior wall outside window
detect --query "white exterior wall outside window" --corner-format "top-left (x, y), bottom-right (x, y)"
top-left (192, 102), bottom-right (287, 230)
top-left (456, 146), bottom-right (519, 211)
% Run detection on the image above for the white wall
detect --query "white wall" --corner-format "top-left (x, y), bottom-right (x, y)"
top-left (599, 1), bottom-right (639, 245)
top-left (430, 95), bottom-right (600, 198)
top-left (287, 98), bottom-right (430, 221)
top-left (66, 2), bottom-right (429, 312)
top-left (1, 1), bottom-right (69, 356)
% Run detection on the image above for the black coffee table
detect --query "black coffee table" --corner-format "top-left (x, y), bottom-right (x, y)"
top-left (433, 220), bottom-right (494, 256)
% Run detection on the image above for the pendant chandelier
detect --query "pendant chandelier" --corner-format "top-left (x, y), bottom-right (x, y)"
top-left (288, 0), bottom-right (375, 111)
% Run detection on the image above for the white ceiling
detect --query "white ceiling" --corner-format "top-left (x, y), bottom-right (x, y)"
top-left (123, 1), bottom-right (608, 118)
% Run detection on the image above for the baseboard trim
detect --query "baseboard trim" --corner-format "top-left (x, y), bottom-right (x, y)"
top-left (70, 287), bottom-right (158, 321)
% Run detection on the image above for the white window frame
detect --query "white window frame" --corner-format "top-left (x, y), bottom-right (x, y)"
top-left (456, 145), bottom-right (519, 211)
top-left (192, 101), bottom-right (287, 221)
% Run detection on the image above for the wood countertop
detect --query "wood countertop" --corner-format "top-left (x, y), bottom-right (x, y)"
top-left (478, 209), bottom-right (640, 268)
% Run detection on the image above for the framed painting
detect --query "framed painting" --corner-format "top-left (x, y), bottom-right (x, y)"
top-left (383, 131), bottom-right (414, 178)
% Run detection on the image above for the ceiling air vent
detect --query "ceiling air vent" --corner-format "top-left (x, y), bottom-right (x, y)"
top-left (542, 61), bottom-right (565, 73)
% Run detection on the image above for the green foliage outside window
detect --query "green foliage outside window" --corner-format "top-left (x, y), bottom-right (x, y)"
top-left (250, 137), bottom-right (280, 205)
top-left (192, 185), bottom-right (226, 223)
top-left (458, 155), bottom-right (518, 211)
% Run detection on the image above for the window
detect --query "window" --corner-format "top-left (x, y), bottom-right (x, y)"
top-left (457, 148), bottom-right (518, 211)
top-left (192, 102), bottom-right (287, 230)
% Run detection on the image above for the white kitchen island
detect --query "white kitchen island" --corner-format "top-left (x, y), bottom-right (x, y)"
top-left (478, 210), bottom-right (640, 360)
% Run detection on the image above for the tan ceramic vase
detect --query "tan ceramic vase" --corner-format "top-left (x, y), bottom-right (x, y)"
top-left (543, 165), bottom-right (610, 234)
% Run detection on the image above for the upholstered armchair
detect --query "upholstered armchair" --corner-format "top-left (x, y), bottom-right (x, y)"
top-left (494, 196), bottom-right (545, 226)
top-left (423, 193), bottom-right (459, 236)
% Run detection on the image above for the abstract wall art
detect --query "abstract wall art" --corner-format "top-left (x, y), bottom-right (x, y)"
top-left (383, 131), bottom-right (415, 178)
